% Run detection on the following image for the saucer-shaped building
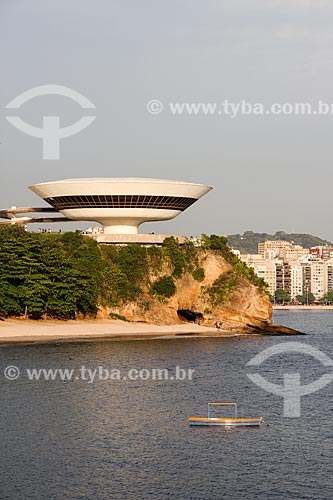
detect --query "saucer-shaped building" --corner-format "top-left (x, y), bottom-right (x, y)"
top-left (29, 178), bottom-right (212, 234)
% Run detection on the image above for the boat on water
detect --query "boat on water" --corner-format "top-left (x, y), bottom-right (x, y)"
top-left (188, 402), bottom-right (263, 427)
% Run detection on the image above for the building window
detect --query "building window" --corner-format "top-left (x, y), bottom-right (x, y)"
top-left (45, 195), bottom-right (197, 212)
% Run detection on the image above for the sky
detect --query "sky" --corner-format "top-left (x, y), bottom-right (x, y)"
top-left (1, 0), bottom-right (333, 239)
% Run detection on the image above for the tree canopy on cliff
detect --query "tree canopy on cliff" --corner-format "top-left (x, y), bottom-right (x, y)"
top-left (0, 227), bottom-right (101, 319)
top-left (0, 229), bottom-right (267, 320)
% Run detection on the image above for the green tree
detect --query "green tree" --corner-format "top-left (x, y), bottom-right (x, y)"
top-left (192, 267), bottom-right (205, 281)
top-left (208, 271), bottom-right (238, 305)
top-left (201, 234), bottom-right (228, 250)
top-left (161, 237), bottom-right (186, 278)
top-left (274, 289), bottom-right (291, 304)
top-left (150, 275), bottom-right (176, 299)
top-left (320, 291), bottom-right (333, 303)
top-left (296, 293), bottom-right (315, 304)
top-left (0, 227), bottom-right (102, 319)
top-left (101, 244), bottom-right (148, 304)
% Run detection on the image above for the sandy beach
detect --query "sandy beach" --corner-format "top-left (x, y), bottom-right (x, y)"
top-left (0, 318), bottom-right (233, 345)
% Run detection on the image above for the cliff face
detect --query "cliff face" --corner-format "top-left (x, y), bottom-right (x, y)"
top-left (0, 228), bottom-right (301, 333)
top-left (98, 251), bottom-right (273, 333)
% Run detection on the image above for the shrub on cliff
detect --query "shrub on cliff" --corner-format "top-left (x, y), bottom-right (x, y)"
top-left (201, 234), bottom-right (228, 250)
top-left (192, 267), bottom-right (205, 281)
top-left (161, 237), bottom-right (187, 278)
top-left (201, 233), bottom-right (267, 292)
top-left (150, 275), bottom-right (176, 300)
top-left (101, 244), bottom-right (148, 305)
top-left (208, 271), bottom-right (238, 305)
top-left (201, 233), bottom-right (235, 263)
top-left (231, 257), bottom-right (267, 292)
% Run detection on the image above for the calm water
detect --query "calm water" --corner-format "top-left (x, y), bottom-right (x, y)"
top-left (0, 311), bottom-right (332, 500)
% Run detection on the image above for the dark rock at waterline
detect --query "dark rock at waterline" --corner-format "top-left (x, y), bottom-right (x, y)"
top-left (244, 322), bottom-right (305, 335)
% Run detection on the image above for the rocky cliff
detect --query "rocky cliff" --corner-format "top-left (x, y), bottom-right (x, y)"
top-left (0, 228), bottom-right (302, 332)
top-left (98, 247), bottom-right (301, 335)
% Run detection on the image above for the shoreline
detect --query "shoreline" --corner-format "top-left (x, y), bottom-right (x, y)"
top-left (0, 318), bottom-right (301, 345)
top-left (0, 319), bottom-right (233, 346)
top-left (273, 305), bottom-right (333, 310)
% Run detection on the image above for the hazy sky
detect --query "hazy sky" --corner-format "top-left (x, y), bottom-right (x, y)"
top-left (1, 0), bottom-right (333, 239)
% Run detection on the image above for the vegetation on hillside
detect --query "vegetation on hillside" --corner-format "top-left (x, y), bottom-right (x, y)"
top-left (0, 228), bottom-right (267, 319)
top-left (0, 226), bottom-right (101, 319)
top-left (201, 234), bottom-right (268, 296)
top-left (150, 275), bottom-right (176, 301)
top-left (227, 231), bottom-right (332, 254)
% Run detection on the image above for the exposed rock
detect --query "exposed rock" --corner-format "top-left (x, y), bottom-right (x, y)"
top-left (99, 251), bottom-right (303, 335)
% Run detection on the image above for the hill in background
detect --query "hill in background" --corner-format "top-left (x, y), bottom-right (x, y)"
top-left (227, 231), bottom-right (333, 254)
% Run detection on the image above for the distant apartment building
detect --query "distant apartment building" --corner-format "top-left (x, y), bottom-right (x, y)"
top-left (301, 264), bottom-right (311, 298)
top-left (275, 262), bottom-right (284, 291)
top-left (289, 263), bottom-right (303, 298)
top-left (273, 261), bottom-right (312, 299)
top-left (252, 262), bottom-right (276, 297)
top-left (327, 262), bottom-right (333, 293)
top-left (240, 254), bottom-right (265, 266)
top-left (309, 246), bottom-right (333, 261)
top-left (273, 262), bottom-right (302, 299)
top-left (258, 240), bottom-right (309, 261)
top-left (240, 254), bottom-right (278, 297)
top-left (310, 262), bottom-right (326, 299)
top-left (301, 261), bottom-right (332, 300)
top-left (240, 239), bottom-right (333, 300)
top-left (281, 246), bottom-right (309, 262)
top-left (258, 240), bottom-right (292, 259)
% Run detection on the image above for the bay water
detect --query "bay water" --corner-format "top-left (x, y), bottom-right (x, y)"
top-left (0, 311), bottom-right (332, 499)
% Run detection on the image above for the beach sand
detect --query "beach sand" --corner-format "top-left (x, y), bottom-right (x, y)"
top-left (0, 318), bottom-right (233, 345)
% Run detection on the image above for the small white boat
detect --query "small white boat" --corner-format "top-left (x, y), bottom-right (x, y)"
top-left (188, 402), bottom-right (263, 427)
